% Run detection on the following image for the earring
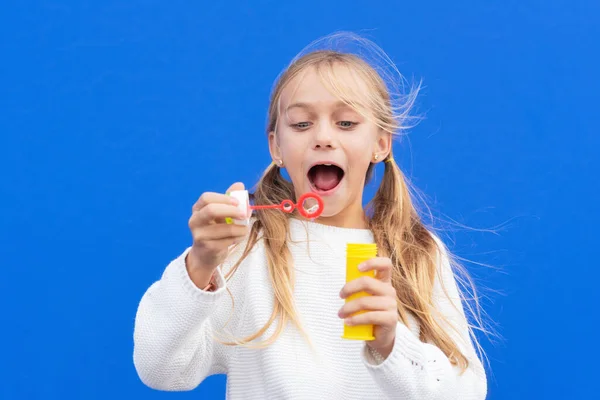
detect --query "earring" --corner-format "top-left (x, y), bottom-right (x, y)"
top-left (276, 159), bottom-right (283, 167)
top-left (373, 153), bottom-right (379, 161)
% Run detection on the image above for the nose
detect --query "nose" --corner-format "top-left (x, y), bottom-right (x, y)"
top-left (312, 124), bottom-right (336, 150)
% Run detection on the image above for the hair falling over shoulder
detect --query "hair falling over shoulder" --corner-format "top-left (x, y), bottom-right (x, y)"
top-left (218, 32), bottom-right (489, 373)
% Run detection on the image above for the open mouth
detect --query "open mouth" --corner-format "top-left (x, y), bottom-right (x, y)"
top-left (307, 163), bottom-right (345, 193)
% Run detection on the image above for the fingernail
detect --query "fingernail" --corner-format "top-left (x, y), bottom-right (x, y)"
top-left (344, 318), bottom-right (353, 325)
top-left (230, 198), bottom-right (239, 205)
top-left (358, 263), bottom-right (366, 271)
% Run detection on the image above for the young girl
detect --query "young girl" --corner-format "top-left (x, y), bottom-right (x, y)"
top-left (133, 35), bottom-right (488, 399)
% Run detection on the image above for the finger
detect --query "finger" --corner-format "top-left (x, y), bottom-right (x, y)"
top-left (345, 310), bottom-right (398, 327)
top-left (192, 203), bottom-right (247, 225)
top-left (191, 223), bottom-right (249, 242)
top-left (226, 182), bottom-right (245, 194)
top-left (340, 276), bottom-right (395, 299)
top-left (193, 192), bottom-right (238, 212)
top-left (358, 257), bottom-right (393, 282)
top-left (338, 296), bottom-right (397, 318)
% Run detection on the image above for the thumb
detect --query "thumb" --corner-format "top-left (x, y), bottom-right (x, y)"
top-left (226, 182), bottom-right (245, 194)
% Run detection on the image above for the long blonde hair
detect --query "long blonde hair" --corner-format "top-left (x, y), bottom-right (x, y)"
top-left (222, 34), bottom-right (486, 372)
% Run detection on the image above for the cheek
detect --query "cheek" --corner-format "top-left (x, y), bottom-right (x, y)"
top-left (344, 154), bottom-right (373, 186)
top-left (347, 144), bottom-right (374, 168)
top-left (346, 130), bottom-right (379, 170)
top-left (280, 143), bottom-right (300, 160)
top-left (278, 131), bottom-right (310, 160)
top-left (278, 142), bottom-right (305, 176)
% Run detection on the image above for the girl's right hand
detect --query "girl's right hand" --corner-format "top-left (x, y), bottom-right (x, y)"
top-left (185, 182), bottom-right (250, 288)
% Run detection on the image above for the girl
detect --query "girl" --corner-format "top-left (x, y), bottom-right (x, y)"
top-left (133, 35), bottom-right (488, 399)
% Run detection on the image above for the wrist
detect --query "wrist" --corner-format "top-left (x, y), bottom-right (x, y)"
top-left (185, 251), bottom-right (216, 290)
top-left (367, 346), bottom-right (387, 364)
top-left (368, 341), bottom-right (394, 360)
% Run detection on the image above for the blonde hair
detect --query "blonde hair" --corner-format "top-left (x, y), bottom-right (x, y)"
top-left (221, 33), bottom-right (486, 372)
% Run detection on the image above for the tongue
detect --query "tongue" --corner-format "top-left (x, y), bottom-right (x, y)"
top-left (312, 166), bottom-right (340, 191)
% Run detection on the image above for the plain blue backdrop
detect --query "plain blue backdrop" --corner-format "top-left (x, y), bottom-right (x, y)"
top-left (1, 1), bottom-right (598, 399)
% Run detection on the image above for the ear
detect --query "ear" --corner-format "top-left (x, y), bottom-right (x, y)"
top-left (373, 130), bottom-right (392, 162)
top-left (268, 131), bottom-right (282, 161)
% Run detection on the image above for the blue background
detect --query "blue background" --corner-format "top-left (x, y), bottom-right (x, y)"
top-left (1, 1), bottom-right (598, 399)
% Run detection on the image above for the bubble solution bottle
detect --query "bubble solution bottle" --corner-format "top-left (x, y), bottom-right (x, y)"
top-left (342, 243), bottom-right (378, 341)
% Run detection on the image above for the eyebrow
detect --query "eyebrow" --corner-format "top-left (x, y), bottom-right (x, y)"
top-left (285, 102), bottom-right (312, 112)
top-left (285, 101), bottom-right (360, 112)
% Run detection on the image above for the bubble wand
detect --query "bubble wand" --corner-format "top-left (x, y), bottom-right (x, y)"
top-left (226, 190), bottom-right (324, 225)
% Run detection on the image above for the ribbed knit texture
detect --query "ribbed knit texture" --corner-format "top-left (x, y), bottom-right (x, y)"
top-left (133, 218), bottom-right (487, 399)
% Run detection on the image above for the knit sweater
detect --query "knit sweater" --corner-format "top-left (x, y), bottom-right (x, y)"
top-left (133, 218), bottom-right (488, 399)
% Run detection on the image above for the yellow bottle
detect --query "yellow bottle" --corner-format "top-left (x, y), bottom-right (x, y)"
top-left (342, 243), bottom-right (378, 341)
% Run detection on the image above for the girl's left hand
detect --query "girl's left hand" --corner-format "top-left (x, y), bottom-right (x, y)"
top-left (338, 257), bottom-right (398, 359)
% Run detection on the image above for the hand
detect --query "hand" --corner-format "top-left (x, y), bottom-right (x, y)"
top-left (338, 257), bottom-right (398, 358)
top-left (186, 182), bottom-right (250, 288)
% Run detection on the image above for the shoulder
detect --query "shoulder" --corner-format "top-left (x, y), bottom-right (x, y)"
top-left (428, 231), bottom-right (454, 278)
top-left (426, 231), bottom-right (474, 325)
top-left (427, 231), bottom-right (464, 303)
top-left (429, 231), bottom-right (449, 260)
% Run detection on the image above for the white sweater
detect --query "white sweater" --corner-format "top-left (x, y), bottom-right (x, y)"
top-left (133, 218), bottom-right (487, 399)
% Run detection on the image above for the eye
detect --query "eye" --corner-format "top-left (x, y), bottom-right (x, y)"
top-left (337, 121), bottom-right (358, 129)
top-left (292, 122), bottom-right (312, 130)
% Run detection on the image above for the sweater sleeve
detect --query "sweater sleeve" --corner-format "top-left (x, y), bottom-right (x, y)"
top-left (361, 238), bottom-right (488, 400)
top-left (133, 247), bottom-right (235, 391)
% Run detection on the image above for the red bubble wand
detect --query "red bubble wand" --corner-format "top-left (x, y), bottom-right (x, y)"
top-left (227, 191), bottom-right (324, 225)
top-left (249, 192), bottom-right (324, 219)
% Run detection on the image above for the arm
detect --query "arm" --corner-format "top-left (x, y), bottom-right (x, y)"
top-left (133, 248), bottom-right (231, 391)
top-left (362, 241), bottom-right (488, 400)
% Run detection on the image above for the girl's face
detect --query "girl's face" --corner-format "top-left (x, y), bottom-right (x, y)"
top-left (269, 64), bottom-right (391, 228)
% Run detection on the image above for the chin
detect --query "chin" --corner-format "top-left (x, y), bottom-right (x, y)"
top-left (317, 206), bottom-right (345, 219)
top-left (307, 181), bottom-right (349, 218)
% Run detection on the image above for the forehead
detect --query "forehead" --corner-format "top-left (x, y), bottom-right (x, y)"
top-left (279, 62), bottom-right (372, 111)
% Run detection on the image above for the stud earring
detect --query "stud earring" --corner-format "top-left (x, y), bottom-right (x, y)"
top-left (277, 159), bottom-right (283, 167)
top-left (373, 154), bottom-right (379, 161)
